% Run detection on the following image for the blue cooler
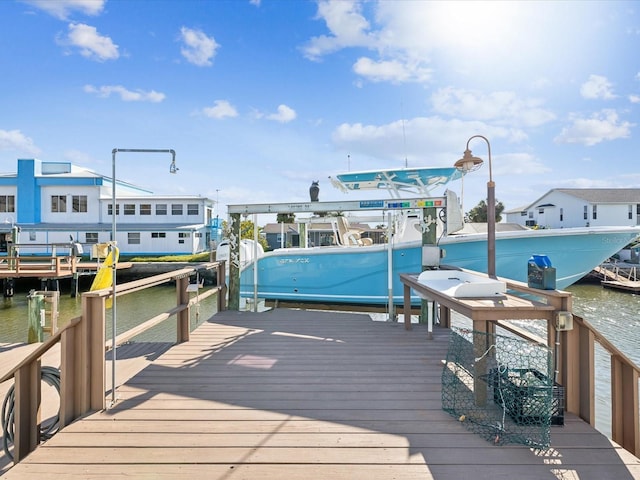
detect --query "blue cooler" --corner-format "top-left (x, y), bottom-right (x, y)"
top-left (527, 255), bottom-right (556, 290)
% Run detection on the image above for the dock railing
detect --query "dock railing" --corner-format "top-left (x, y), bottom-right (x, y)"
top-left (400, 270), bottom-right (640, 460)
top-left (560, 313), bottom-right (640, 458)
top-left (0, 260), bottom-right (226, 463)
top-left (0, 255), bottom-right (78, 276)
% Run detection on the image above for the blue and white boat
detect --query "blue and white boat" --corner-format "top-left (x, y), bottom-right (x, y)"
top-left (221, 167), bottom-right (640, 306)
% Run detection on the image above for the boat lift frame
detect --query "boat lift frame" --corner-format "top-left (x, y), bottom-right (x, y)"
top-left (226, 196), bottom-right (447, 318)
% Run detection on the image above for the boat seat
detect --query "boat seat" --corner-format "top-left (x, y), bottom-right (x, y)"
top-left (335, 216), bottom-right (371, 246)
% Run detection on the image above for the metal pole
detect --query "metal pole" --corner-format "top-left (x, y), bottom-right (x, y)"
top-left (253, 213), bottom-right (258, 312)
top-left (109, 148), bottom-right (177, 406)
top-left (387, 212), bottom-right (394, 321)
top-left (111, 149), bottom-right (117, 406)
top-left (464, 135), bottom-right (495, 279)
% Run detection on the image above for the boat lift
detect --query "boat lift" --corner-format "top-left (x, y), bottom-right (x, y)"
top-left (226, 195), bottom-right (454, 321)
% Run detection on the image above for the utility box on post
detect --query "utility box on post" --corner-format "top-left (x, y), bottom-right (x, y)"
top-left (527, 254), bottom-right (556, 290)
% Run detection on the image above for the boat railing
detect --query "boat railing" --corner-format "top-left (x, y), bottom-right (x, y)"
top-left (0, 260), bottom-right (227, 464)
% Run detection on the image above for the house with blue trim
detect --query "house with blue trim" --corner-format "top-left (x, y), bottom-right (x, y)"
top-left (0, 158), bottom-right (218, 256)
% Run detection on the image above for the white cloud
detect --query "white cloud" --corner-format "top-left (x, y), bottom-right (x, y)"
top-left (64, 149), bottom-right (96, 166)
top-left (580, 74), bottom-right (617, 100)
top-left (629, 94), bottom-right (640, 104)
top-left (84, 84), bottom-right (165, 102)
top-left (555, 109), bottom-right (632, 146)
top-left (0, 129), bottom-right (41, 155)
top-left (202, 100), bottom-right (239, 119)
top-left (431, 88), bottom-right (556, 128)
top-left (22, 0), bottom-right (105, 20)
top-left (331, 116), bottom-right (516, 166)
top-left (302, 0), bottom-right (376, 60)
top-left (179, 27), bottom-right (219, 67)
top-left (352, 57), bottom-right (431, 83)
top-left (304, 1), bottom-right (604, 88)
top-left (59, 23), bottom-right (119, 61)
top-left (267, 105), bottom-right (297, 123)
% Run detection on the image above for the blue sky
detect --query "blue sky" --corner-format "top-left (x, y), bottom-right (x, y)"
top-left (1, 0), bottom-right (639, 216)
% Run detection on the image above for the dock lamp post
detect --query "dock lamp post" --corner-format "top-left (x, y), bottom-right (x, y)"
top-left (454, 135), bottom-right (496, 278)
top-left (110, 148), bottom-right (178, 405)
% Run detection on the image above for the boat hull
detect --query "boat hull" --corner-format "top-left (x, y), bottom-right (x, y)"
top-left (237, 226), bottom-right (640, 305)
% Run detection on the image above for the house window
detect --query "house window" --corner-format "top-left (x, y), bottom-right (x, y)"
top-left (124, 204), bottom-right (136, 215)
top-left (629, 205), bottom-right (633, 220)
top-left (29, 231), bottom-right (36, 241)
top-left (583, 205), bottom-right (588, 220)
top-left (528, 211), bottom-right (533, 219)
top-left (538, 208), bottom-right (544, 214)
top-left (0, 195), bottom-right (15, 213)
top-left (51, 195), bottom-right (67, 213)
top-left (178, 232), bottom-right (190, 238)
top-left (140, 204), bottom-right (152, 215)
top-left (172, 204), bottom-right (183, 215)
top-left (127, 232), bottom-right (140, 244)
top-left (72, 195), bottom-right (87, 213)
top-left (592, 205), bottom-right (597, 220)
top-left (195, 232), bottom-right (202, 238)
top-left (151, 232), bottom-right (166, 238)
top-left (187, 204), bottom-right (199, 215)
top-left (85, 232), bottom-right (99, 244)
top-left (520, 211), bottom-right (527, 217)
top-left (108, 204), bottom-right (120, 215)
top-left (156, 204), bottom-right (167, 215)
top-left (560, 208), bottom-right (563, 222)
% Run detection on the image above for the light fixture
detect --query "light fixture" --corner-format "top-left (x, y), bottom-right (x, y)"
top-left (454, 150), bottom-right (484, 173)
top-left (454, 135), bottom-right (496, 278)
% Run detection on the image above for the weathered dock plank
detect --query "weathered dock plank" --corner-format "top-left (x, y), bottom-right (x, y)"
top-left (3, 309), bottom-right (640, 479)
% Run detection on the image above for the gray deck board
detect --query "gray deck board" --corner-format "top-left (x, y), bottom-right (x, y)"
top-left (3, 308), bottom-right (640, 479)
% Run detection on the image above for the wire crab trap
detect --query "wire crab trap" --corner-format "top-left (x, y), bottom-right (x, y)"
top-left (441, 327), bottom-right (559, 448)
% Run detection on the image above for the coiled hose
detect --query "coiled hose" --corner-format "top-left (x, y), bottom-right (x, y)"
top-left (1, 365), bottom-right (61, 460)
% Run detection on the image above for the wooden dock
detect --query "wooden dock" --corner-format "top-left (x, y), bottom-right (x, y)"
top-left (593, 264), bottom-right (640, 293)
top-left (3, 309), bottom-right (640, 479)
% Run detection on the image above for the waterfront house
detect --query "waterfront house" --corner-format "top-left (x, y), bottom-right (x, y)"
top-left (0, 158), bottom-right (218, 256)
top-left (504, 188), bottom-right (640, 229)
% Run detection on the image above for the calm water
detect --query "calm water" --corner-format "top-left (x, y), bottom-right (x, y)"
top-left (0, 280), bottom-right (219, 345)
top-left (1, 279), bottom-right (637, 437)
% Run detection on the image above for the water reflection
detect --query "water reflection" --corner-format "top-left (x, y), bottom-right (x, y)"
top-left (0, 284), bottom-right (219, 344)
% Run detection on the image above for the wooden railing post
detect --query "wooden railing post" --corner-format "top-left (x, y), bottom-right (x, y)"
top-left (177, 276), bottom-right (190, 343)
top-left (562, 317), bottom-right (595, 425)
top-left (88, 295), bottom-right (106, 411)
top-left (61, 295), bottom-right (106, 422)
top-left (611, 357), bottom-right (640, 457)
top-left (13, 360), bottom-right (41, 462)
top-left (403, 280), bottom-right (411, 330)
top-left (60, 325), bottom-right (76, 428)
top-left (217, 260), bottom-right (227, 312)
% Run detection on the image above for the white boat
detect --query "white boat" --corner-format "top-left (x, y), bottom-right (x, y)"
top-left (220, 167), bottom-right (640, 306)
